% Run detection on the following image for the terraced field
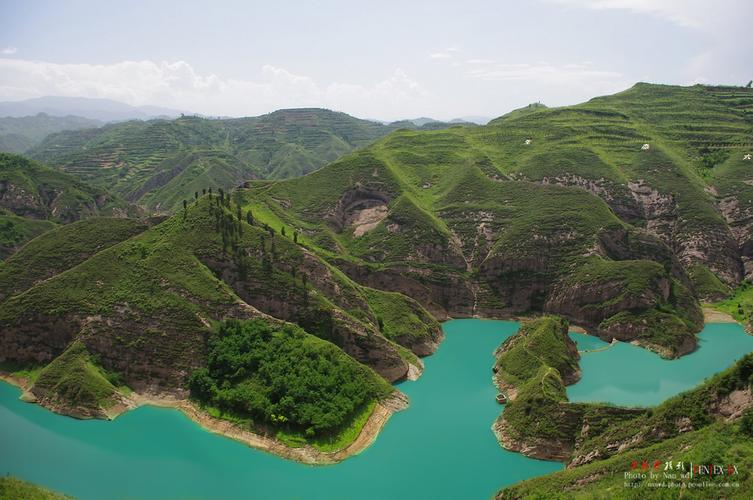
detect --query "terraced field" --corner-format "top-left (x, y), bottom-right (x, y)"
top-left (30, 109), bottom-right (467, 212)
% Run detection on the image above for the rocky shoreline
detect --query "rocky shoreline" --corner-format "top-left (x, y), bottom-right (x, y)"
top-left (0, 374), bottom-right (409, 465)
top-left (491, 310), bottom-right (747, 463)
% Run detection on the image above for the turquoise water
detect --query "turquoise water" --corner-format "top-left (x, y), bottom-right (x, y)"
top-left (0, 319), bottom-right (562, 500)
top-left (568, 323), bottom-right (753, 407)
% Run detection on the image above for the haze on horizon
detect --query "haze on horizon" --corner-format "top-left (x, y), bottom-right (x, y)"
top-left (0, 0), bottom-right (751, 121)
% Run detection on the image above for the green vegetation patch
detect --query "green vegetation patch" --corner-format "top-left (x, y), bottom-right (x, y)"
top-left (0, 210), bottom-right (56, 259)
top-left (189, 319), bottom-right (392, 438)
top-left (32, 341), bottom-right (122, 410)
top-left (0, 477), bottom-right (70, 500)
top-left (495, 316), bottom-right (578, 388)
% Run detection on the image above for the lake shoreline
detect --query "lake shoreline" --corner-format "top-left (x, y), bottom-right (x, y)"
top-left (0, 374), bottom-right (408, 465)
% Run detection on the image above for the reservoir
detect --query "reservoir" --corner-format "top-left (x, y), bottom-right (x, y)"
top-left (568, 322), bottom-right (753, 407)
top-left (0, 319), bottom-right (560, 500)
top-left (2, 320), bottom-right (751, 499)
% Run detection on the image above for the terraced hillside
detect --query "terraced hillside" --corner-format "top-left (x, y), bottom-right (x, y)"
top-left (29, 108), bottom-right (467, 212)
top-left (0, 153), bottom-right (136, 258)
top-left (235, 83), bottom-right (753, 356)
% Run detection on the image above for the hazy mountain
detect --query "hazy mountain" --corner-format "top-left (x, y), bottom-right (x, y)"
top-left (0, 113), bottom-right (102, 154)
top-left (0, 96), bottom-right (186, 122)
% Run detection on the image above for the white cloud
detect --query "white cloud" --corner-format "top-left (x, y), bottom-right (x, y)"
top-left (466, 59), bottom-right (494, 65)
top-left (1, 47), bottom-right (17, 55)
top-left (0, 57), bottom-right (430, 120)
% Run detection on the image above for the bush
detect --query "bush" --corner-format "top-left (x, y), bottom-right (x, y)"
top-left (188, 319), bottom-right (391, 436)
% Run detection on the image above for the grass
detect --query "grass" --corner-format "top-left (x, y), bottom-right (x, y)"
top-left (495, 316), bottom-right (578, 388)
top-left (276, 399), bottom-right (377, 452)
top-left (715, 280), bottom-right (753, 329)
top-left (0, 477), bottom-right (70, 500)
top-left (0, 210), bottom-right (56, 259)
top-left (499, 421), bottom-right (753, 499)
top-left (0, 217), bottom-right (147, 300)
top-left (32, 341), bottom-right (122, 410)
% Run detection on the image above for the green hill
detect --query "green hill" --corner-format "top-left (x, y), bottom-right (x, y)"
top-left (498, 353), bottom-right (753, 498)
top-left (231, 83), bottom-right (753, 355)
top-left (0, 152), bottom-right (138, 257)
top-left (28, 108), bottom-right (469, 213)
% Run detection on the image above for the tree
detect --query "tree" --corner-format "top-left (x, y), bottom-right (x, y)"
top-left (302, 274), bottom-right (308, 288)
top-left (237, 205), bottom-right (242, 222)
top-left (183, 199), bottom-right (187, 211)
top-left (209, 187), bottom-right (213, 196)
top-left (202, 188), bottom-right (207, 195)
top-left (246, 210), bottom-right (254, 226)
top-left (293, 231), bottom-right (298, 244)
top-left (194, 191), bottom-right (199, 201)
top-left (741, 407), bottom-right (753, 437)
top-left (747, 80), bottom-right (753, 88)
top-left (281, 226), bottom-right (286, 237)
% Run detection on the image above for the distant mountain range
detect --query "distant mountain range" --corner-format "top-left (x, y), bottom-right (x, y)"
top-left (0, 96), bottom-right (185, 122)
top-left (27, 108), bottom-right (476, 212)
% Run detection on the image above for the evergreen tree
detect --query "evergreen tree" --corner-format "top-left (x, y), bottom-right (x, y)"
top-left (281, 226), bottom-right (286, 237)
top-left (293, 231), bottom-right (298, 244)
top-left (246, 210), bottom-right (254, 226)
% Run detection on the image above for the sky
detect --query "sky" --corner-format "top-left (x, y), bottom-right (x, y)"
top-left (0, 0), bottom-right (751, 121)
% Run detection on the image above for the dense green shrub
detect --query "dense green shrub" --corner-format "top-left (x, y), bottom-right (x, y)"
top-left (189, 319), bottom-right (392, 436)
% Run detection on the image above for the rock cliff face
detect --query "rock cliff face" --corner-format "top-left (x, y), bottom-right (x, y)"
top-left (0, 198), bottom-right (441, 401)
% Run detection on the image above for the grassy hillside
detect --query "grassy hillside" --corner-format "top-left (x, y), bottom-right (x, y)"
top-left (28, 109), bottom-right (468, 213)
top-left (0, 113), bottom-right (102, 154)
top-left (0, 152), bottom-right (137, 258)
top-left (0, 153), bottom-right (132, 222)
top-left (0, 208), bottom-right (57, 259)
top-left (0, 477), bottom-right (70, 500)
top-left (30, 340), bottom-right (125, 418)
top-left (227, 83), bottom-right (753, 354)
top-left (498, 353), bottom-right (753, 498)
top-left (0, 194), bottom-right (440, 398)
top-left (0, 217), bottom-right (148, 301)
top-left (494, 316), bottom-right (580, 388)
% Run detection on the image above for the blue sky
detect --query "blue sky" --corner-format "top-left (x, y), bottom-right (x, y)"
top-left (0, 0), bottom-right (750, 120)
